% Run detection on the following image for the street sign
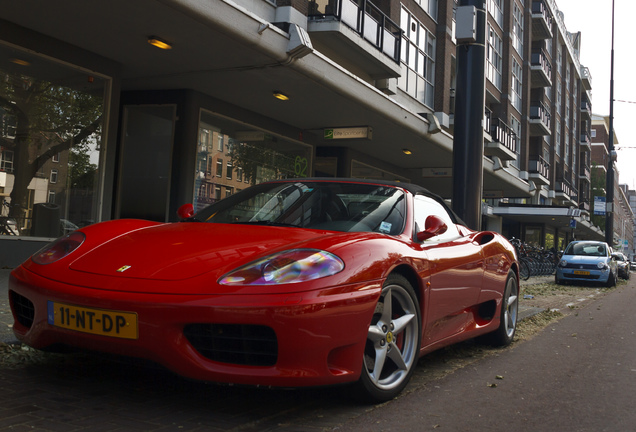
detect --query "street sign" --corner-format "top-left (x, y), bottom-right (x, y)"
top-left (594, 196), bottom-right (605, 215)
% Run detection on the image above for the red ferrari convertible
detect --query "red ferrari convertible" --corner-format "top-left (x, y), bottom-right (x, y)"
top-left (9, 178), bottom-right (519, 401)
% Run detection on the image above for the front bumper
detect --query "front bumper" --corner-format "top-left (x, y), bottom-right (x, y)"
top-left (556, 267), bottom-right (610, 283)
top-left (9, 267), bottom-right (382, 388)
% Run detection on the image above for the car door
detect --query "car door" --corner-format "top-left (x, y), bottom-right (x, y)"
top-left (412, 195), bottom-right (485, 346)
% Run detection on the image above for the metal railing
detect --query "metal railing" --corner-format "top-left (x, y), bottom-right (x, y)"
top-left (308, 0), bottom-right (402, 63)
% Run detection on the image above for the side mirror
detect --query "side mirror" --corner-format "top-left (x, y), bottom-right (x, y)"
top-left (417, 215), bottom-right (447, 242)
top-left (177, 203), bottom-right (194, 220)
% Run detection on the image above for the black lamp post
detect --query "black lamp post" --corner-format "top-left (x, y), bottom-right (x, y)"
top-left (605, 0), bottom-right (615, 245)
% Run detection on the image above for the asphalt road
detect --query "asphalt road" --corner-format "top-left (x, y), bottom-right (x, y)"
top-left (336, 279), bottom-right (636, 432)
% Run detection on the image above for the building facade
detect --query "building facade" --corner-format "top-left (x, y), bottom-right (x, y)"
top-left (0, 0), bottom-right (627, 266)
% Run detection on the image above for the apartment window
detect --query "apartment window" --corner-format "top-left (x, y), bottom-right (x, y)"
top-left (556, 44), bottom-right (562, 75)
top-left (591, 129), bottom-right (596, 138)
top-left (237, 167), bottom-right (243, 183)
top-left (511, 59), bottom-right (523, 113)
top-left (512, 2), bottom-right (524, 55)
top-left (565, 62), bottom-right (571, 92)
top-left (399, 7), bottom-right (435, 108)
top-left (217, 134), bottom-right (224, 152)
top-left (215, 185), bottom-right (222, 200)
top-left (48, 190), bottom-right (55, 204)
top-left (572, 140), bottom-right (577, 177)
top-left (556, 121), bottom-right (561, 156)
top-left (226, 161), bottom-right (233, 180)
top-left (216, 159), bottom-right (223, 177)
top-left (225, 187), bottom-right (233, 198)
top-left (488, 0), bottom-right (504, 29)
top-left (487, 25), bottom-right (503, 90)
top-left (565, 130), bottom-right (571, 164)
top-left (415, 0), bottom-right (437, 20)
top-left (556, 80), bottom-right (562, 114)
top-left (50, 169), bottom-right (58, 184)
top-left (52, 153), bottom-right (60, 163)
top-left (0, 149), bottom-right (13, 173)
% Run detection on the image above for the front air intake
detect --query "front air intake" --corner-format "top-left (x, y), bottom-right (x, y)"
top-left (184, 324), bottom-right (278, 366)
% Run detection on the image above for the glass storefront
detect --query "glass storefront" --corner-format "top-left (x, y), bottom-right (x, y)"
top-left (0, 43), bottom-right (108, 238)
top-left (194, 110), bottom-right (313, 213)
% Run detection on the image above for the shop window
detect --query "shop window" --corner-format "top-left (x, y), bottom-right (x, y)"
top-left (193, 110), bottom-right (312, 213)
top-left (0, 46), bottom-right (107, 236)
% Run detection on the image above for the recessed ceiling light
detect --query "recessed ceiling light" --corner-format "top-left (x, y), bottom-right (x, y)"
top-left (148, 36), bottom-right (172, 50)
top-left (273, 91), bottom-right (289, 101)
top-left (402, 148), bottom-right (413, 155)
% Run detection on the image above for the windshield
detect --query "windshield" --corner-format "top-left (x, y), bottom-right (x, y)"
top-left (193, 181), bottom-right (406, 234)
top-left (564, 242), bottom-right (608, 257)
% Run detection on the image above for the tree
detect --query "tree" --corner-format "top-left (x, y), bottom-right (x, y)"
top-left (0, 70), bottom-right (102, 231)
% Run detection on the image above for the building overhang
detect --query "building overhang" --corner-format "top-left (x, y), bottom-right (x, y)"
top-left (493, 205), bottom-right (605, 241)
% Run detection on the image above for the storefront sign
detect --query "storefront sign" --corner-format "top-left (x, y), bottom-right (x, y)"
top-left (324, 127), bottom-right (372, 140)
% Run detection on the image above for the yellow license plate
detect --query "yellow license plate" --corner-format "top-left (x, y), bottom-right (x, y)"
top-left (47, 301), bottom-right (138, 339)
top-left (573, 270), bottom-right (590, 275)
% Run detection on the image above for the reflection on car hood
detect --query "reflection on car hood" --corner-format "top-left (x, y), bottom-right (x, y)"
top-left (69, 222), bottom-right (338, 281)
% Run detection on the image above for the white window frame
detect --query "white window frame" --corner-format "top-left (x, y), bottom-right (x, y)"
top-left (398, 7), bottom-right (436, 108)
top-left (487, 25), bottom-right (503, 90)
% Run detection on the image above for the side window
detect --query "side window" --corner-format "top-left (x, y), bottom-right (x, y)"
top-left (413, 195), bottom-right (460, 242)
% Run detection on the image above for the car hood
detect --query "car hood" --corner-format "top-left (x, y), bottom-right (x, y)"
top-left (562, 255), bottom-right (609, 265)
top-left (68, 221), bottom-right (342, 282)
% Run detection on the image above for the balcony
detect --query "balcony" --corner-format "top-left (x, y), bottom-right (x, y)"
top-left (580, 99), bottom-right (591, 119)
top-left (530, 50), bottom-right (552, 88)
top-left (529, 102), bottom-right (551, 136)
top-left (579, 199), bottom-right (590, 212)
top-left (579, 164), bottom-right (591, 182)
top-left (531, 1), bottom-right (553, 40)
top-left (580, 131), bottom-right (591, 151)
top-left (485, 117), bottom-right (517, 161)
top-left (308, 0), bottom-right (402, 79)
top-left (581, 66), bottom-right (592, 91)
top-left (528, 156), bottom-right (550, 185)
top-left (483, 106), bottom-right (492, 139)
top-left (553, 178), bottom-right (573, 202)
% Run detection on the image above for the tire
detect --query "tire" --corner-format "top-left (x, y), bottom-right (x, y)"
top-left (555, 274), bottom-right (564, 285)
top-left (606, 271), bottom-right (616, 288)
top-left (484, 271), bottom-right (518, 346)
top-left (354, 274), bottom-right (421, 402)
top-left (519, 260), bottom-right (530, 281)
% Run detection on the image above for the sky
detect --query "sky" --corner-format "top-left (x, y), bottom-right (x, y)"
top-left (555, 0), bottom-right (636, 190)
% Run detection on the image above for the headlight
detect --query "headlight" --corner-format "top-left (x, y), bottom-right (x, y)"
top-left (597, 262), bottom-right (608, 270)
top-left (219, 249), bottom-right (344, 285)
top-left (559, 260), bottom-right (568, 267)
top-left (32, 232), bottom-right (85, 265)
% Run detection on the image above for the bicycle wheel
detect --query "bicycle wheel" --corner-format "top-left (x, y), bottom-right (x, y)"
top-left (519, 259), bottom-right (530, 280)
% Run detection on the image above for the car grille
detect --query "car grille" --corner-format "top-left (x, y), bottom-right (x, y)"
top-left (9, 291), bottom-right (35, 329)
top-left (183, 324), bottom-right (278, 366)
